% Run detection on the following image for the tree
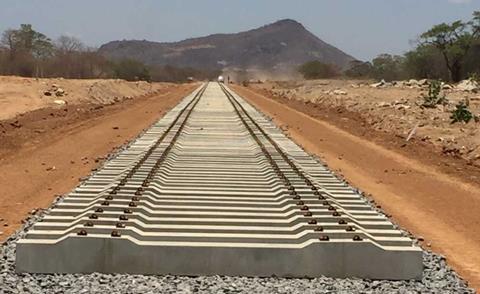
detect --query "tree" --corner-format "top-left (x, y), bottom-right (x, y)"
top-left (112, 58), bottom-right (151, 81)
top-left (14, 24), bottom-right (53, 59)
top-left (419, 11), bottom-right (480, 82)
top-left (150, 65), bottom-right (221, 82)
top-left (56, 35), bottom-right (84, 54)
top-left (344, 60), bottom-right (373, 78)
top-left (1, 29), bottom-right (18, 60)
top-left (52, 35), bottom-right (86, 78)
top-left (473, 11), bottom-right (480, 36)
top-left (463, 39), bottom-right (480, 77)
top-left (0, 24), bottom-right (53, 76)
top-left (0, 25), bottom-right (127, 79)
top-left (403, 45), bottom-right (448, 80)
top-left (371, 54), bottom-right (405, 81)
top-left (298, 61), bottom-right (339, 79)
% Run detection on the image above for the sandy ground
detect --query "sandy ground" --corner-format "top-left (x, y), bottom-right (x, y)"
top-left (0, 79), bottom-right (197, 240)
top-left (0, 76), bottom-right (170, 120)
top-left (232, 84), bottom-right (480, 291)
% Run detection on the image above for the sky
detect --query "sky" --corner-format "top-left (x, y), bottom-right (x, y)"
top-left (0, 0), bottom-right (479, 61)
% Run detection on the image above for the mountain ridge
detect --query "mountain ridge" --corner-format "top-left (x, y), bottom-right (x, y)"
top-left (98, 19), bottom-right (356, 73)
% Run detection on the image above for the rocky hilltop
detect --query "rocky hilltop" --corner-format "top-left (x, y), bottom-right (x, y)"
top-left (99, 19), bottom-right (356, 73)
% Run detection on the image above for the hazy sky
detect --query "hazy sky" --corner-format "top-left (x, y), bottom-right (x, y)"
top-left (1, 0), bottom-right (479, 60)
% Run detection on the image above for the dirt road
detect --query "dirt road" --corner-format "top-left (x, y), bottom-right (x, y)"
top-left (233, 85), bottom-right (480, 290)
top-left (0, 83), bottom-right (196, 241)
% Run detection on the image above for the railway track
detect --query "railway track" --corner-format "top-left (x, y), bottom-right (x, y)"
top-left (16, 83), bottom-right (422, 279)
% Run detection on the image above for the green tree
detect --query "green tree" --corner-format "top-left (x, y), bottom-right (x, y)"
top-left (419, 11), bottom-right (480, 82)
top-left (344, 60), bottom-right (373, 78)
top-left (0, 24), bottom-right (53, 76)
top-left (473, 11), bottom-right (480, 35)
top-left (371, 54), bottom-right (405, 81)
top-left (0, 24), bottom-right (53, 59)
top-left (463, 38), bottom-right (480, 77)
top-left (403, 45), bottom-right (448, 80)
top-left (298, 60), bottom-right (339, 79)
top-left (112, 58), bottom-right (151, 81)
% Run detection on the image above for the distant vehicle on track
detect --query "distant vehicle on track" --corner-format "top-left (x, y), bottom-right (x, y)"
top-left (217, 75), bottom-right (224, 83)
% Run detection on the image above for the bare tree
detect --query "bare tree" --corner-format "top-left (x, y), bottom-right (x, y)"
top-left (56, 35), bottom-right (84, 54)
top-left (1, 29), bottom-right (19, 59)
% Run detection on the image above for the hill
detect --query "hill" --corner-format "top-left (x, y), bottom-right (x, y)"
top-left (98, 19), bottom-right (356, 75)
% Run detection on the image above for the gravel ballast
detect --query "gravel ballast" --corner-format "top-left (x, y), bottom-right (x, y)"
top-left (0, 219), bottom-right (474, 294)
top-left (0, 176), bottom-right (474, 293)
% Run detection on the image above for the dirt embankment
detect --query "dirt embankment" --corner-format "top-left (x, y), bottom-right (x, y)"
top-left (0, 76), bottom-right (172, 120)
top-left (0, 78), bottom-right (197, 241)
top-left (233, 84), bottom-right (480, 290)
top-left (254, 79), bottom-right (480, 167)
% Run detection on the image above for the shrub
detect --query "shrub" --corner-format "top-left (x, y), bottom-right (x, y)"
top-left (298, 61), bottom-right (339, 80)
top-left (469, 72), bottom-right (480, 84)
top-left (344, 60), bottom-right (373, 78)
top-left (371, 54), bottom-right (405, 81)
top-left (422, 80), bottom-right (448, 108)
top-left (112, 59), bottom-right (150, 82)
top-left (451, 100), bottom-right (474, 123)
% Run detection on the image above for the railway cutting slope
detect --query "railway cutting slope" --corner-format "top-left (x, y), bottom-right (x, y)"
top-left (16, 83), bottom-right (422, 279)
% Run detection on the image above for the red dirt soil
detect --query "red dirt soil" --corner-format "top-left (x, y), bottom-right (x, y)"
top-left (232, 84), bottom-right (480, 291)
top-left (0, 84), bottom-right (197, 241)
